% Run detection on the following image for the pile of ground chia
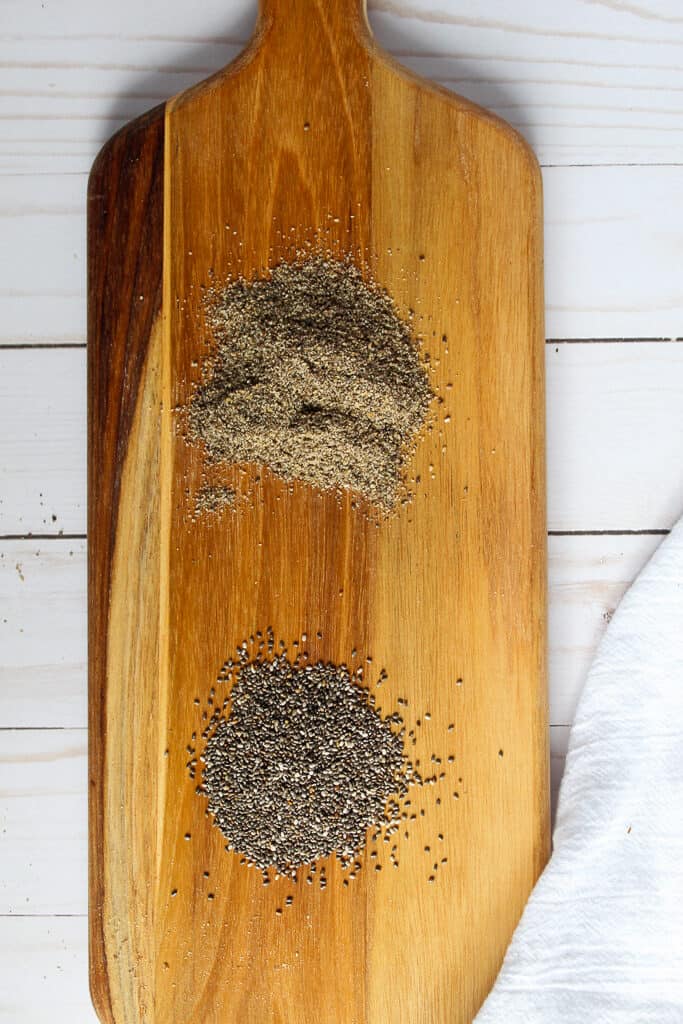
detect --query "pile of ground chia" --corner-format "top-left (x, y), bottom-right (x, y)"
top-left (187, 257), bottom-right (433, 511)
top-left (197, 647), bottom-right (420, 879)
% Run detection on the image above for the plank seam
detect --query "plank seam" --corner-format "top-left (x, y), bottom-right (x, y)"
top-left (0, 726), bottom-right (88, 732)
top-left (0, 529), bottom-right (671, 541)
top-left (3, 338), bottom-right (682, 352)
top-left (0, 342), bottom-right (87, 350)
top-left (0, 913), bottom-right (88, 918)
top-left (548, 529), bottom-right (670, 536)
top-left (548, 337), bottom-right (683, 344)
top-left (0, 533), bottom-right (86, 540)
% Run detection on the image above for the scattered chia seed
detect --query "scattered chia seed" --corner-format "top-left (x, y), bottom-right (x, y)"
top-left (187, 257), bottom-right (434, 512)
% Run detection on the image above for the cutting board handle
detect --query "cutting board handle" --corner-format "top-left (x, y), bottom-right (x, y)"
top-left (257, 0), bottom-right (371, 42)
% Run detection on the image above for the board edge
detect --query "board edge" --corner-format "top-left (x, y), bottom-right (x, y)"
top-left (87, 102), bottom-right (166, 1024)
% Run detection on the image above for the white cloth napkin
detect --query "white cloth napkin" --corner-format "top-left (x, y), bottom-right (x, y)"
top-left (475, 518), bottom-right (683, 1023)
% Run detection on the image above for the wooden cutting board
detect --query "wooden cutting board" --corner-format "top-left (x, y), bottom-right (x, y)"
top-left (88, 2), bottom-right (548, 1022)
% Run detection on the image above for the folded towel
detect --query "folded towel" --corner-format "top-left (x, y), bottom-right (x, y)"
top-left (475, 518), bottom-right (683, 1023)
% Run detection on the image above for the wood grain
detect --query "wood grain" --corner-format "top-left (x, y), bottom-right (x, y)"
top-left (87, 102), bottom-right (165, 1024)
top-left (88, 2), bottom-right (547, 1020)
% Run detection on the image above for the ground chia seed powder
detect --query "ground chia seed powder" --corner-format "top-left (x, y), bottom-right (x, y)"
top-left (187, 256), bottom-right (433, 511)
top-left (197, 645), bottom-right (420, 879)
top-left (193, 483), bottom-right (235, 516)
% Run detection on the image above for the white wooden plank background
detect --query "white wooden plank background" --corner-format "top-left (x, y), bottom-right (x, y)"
top-left (3, 0), bottom-right (683, 171)
top-left (0, 917), bottom-right (99, 1024)
top-left (1, 0), bottom-right (682, 1019)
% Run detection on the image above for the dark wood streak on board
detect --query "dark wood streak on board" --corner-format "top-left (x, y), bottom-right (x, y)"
top-left (87, 102), bottom-right (165, 1024)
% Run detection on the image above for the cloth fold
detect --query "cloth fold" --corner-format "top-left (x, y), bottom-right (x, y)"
top-left (475, 518), bottom-right (683, 1023)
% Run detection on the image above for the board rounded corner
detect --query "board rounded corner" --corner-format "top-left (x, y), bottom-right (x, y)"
top-left (88, 102), bottom-right (166, 205)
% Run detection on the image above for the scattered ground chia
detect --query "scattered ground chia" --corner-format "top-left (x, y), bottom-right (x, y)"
top-left (187, 257), bottom-right (434, 512)
top-left (195, 641), bottom-right (420, 880)
top-left (193, 483), bottom-right (235, 516)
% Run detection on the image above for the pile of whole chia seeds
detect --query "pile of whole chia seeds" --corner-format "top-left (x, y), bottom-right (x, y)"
top-left (187, 256), bottom-right (434, 512)
top-left (196, 639), bottom-right (420, 881)
top-left (187, 634), bottom-right (461, 899)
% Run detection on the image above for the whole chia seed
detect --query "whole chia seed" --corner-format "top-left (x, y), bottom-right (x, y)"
top-left (187, 256), bottom-right (434, 512)
top-left (197, 646), bottom-right (420, 878)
